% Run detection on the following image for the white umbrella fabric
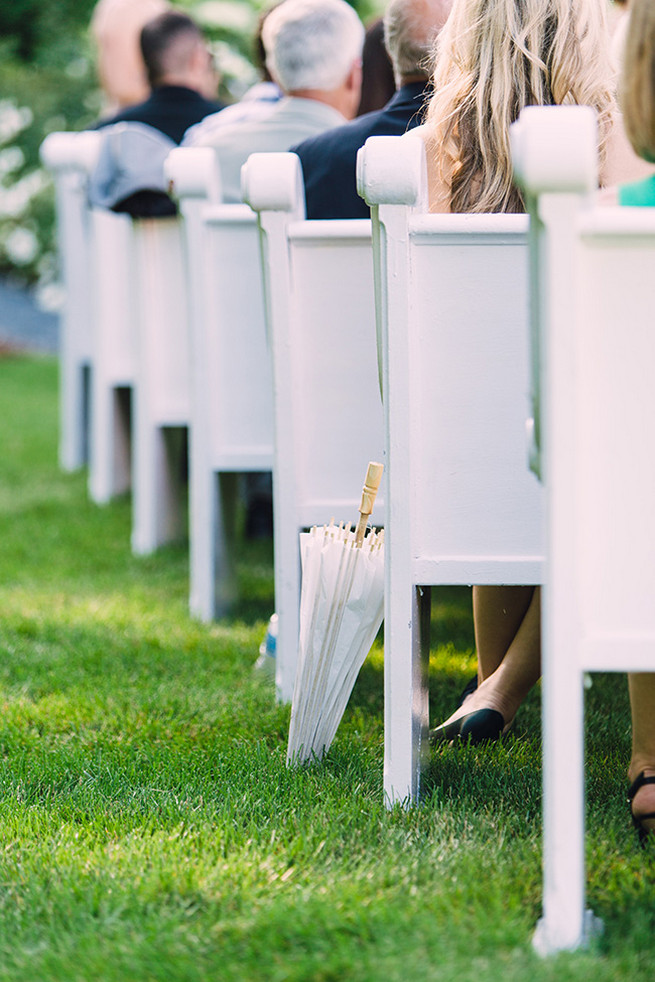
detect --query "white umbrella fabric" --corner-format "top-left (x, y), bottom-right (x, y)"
top-left (287, 463), bottom-right (384, 765)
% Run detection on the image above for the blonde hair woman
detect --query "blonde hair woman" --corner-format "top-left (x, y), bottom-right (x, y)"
top-left (427, 0), bottom-right (650, 751)
top-left (424, 0), bottom-right (646, 214)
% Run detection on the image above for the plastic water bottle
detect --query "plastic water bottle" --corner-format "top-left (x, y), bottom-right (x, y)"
top-left (253, 613), bottom-right (277, 680)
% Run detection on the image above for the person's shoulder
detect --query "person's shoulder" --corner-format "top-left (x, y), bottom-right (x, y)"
top-left (291, 126), bottom-right (340, 158)
top-left (292, 112), bottom-right (377, 160)
top-left (92, 100), bottom-right (148, 129)
top-left (190, 91), bottom-right (224, 114)
top-left (602, 113), bottom-right (655, 188)
top-left (357, 84), bottom-right (428, 140)
top-left (183, 100), bottom-right (277, 146)
top-left (292, 87), bottom-right (429, 159)
top-left (153, 85), bottom-right (222, 109)
top-left (617, 173), bottom-right (655, 206)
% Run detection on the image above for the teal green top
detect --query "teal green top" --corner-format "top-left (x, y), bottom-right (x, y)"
top-left (618, 173), bottom-right (655, 206)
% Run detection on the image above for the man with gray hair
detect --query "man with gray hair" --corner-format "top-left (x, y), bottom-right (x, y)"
top-left (291, 0), bottom-right (453, 219)
top-left (184, 0), bottom-right (365, 202)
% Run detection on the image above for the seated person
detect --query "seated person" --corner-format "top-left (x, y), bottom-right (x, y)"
top-left (91, 10), bottom-right (223, 217)
top-left (183, 3), bottom-right (283, 140)
top-left (183, 0), bottom-right (365, 203)
top-left (90, 0), bottom-right (171, 115)
top-left (290, 0), bottom-right (452, 220)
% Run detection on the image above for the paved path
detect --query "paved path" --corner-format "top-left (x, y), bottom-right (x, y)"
top-left (0, 278), bottom-right (59, 354)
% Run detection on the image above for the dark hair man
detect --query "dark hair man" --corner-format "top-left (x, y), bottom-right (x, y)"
top-left (95, 10), bottom-right (223, 144)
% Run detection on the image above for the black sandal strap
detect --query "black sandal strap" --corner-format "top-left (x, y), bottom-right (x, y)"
top-left (627, 771), bottom-right (655, 802)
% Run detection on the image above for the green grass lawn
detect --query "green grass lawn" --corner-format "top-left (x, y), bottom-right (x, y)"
top-left (0, 354), bottom-right (653, 981)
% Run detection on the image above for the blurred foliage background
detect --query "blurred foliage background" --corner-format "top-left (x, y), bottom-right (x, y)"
top-left (0, 0), bottom-right (379, 301)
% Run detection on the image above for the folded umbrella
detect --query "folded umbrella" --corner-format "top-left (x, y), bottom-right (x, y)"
top-left (287, 462), bottom-right (384, 765)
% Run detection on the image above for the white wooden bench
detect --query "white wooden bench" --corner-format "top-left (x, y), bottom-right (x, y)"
top-left (40, 130), bottom-right (102, 472)
top-left (44, 128), bottom-right (191, 552)
top-left (85, 123), bottom-right (193, 554)
top-left (165, 147), bottom-right (275, 619)
top-left (43, 131), bottom-right (137, 506)
top-left (357, 132), bottom-right (545, 805)
top-left (512, 104), bottom-right (655, 955)
top-left (242, 152), bottom-right (385, 703)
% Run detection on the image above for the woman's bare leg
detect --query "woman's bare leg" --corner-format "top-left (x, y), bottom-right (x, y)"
top-left (434, 586), bottom-right (541, 731)
top-left (628, 672), bottom-right (655, 831)
top-left (473, 584), bottom-right (536, 681)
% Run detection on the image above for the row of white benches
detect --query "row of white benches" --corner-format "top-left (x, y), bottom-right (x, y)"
top-left (41, 106), bottom-right (655, 954)
top-left (41, 129), bottom-right (385, 704)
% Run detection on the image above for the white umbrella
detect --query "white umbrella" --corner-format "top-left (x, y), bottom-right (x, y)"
top-left (287, 462), bottom-right (384, 765)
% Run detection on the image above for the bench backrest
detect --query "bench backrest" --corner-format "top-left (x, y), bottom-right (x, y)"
top-left (131, 215), bottom-right (191, 426)
top-left (243, 152), bottom-right (384, 524)
top-left (199, 203), bottom-right (274, 468)
top-left (554, 207), bottom-right (655, 662)
top-left (89, 207), bottom-right (138, 388)
top-left (359, 132), bottom-right (544, 587)
top-left (166, 147), bottom-right (274, 470)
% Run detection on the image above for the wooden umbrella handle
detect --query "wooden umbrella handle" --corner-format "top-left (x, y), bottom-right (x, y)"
top-left (355, 461), bottom-right (384, 546)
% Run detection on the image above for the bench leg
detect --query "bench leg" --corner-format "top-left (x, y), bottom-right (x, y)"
top-left (89, 383), bottom-right (131, 504)
top-left (533, 584), bottom-right (601, 954)
top-left (189, 467), bottom-right (238, 621)
top-left (59, 359), bottom-right (89, 472)
top-left (214, 472), bottom-right (239, 615)
top-left (132, 422), bottom-right (186, 555)
top-left (384, 584), bottom-right (430, 807)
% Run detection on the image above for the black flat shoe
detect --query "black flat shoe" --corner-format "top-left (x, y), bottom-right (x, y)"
top-left (430, 707), bottom-right (505, 745)
top-left (627, 771), bottom-right (655, 847)
top-left (427, 677), bottom-right (478, 744)
top-left (457, 675), bottom-right (478, 708)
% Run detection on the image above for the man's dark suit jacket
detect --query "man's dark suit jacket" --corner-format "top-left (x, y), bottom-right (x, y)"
top-left (291, 80), bottom-right (430, 220)
top-left (95, 85), bottom-right (224, 144)
top-left (93, 84), bottom-right (223, 216)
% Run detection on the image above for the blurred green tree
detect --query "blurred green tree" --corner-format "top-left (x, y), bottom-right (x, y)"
top-left (0, 0), bottom-right (97, 61)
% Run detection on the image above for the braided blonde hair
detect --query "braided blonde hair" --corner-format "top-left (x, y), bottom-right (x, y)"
top-left (425, 0), bottom-right (616, 212)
